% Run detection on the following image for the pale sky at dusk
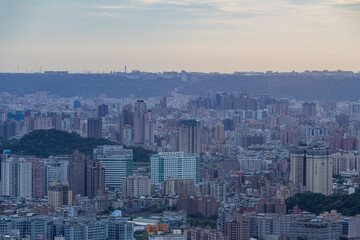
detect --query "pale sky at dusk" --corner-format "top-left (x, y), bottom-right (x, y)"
top-left (0, 0), bottom-right (359, 73)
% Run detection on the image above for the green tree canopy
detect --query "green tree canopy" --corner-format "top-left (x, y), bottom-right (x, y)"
top-left (0, 129), bottom-right (155, 161)
top-left (286, 190), bottom-right (360, 216)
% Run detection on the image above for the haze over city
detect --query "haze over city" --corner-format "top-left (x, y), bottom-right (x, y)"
top-left (1, 0), bottom-right (360, 73)
top-left (2, 1), bottom-right (360, 240)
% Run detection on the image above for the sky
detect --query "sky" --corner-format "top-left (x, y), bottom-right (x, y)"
top-left (0, 0), bottom-right (359, 73)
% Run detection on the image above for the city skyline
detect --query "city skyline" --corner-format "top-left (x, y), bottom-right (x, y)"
top-left (0, 0), bottom-right (359, 73)
top-left (1, 1), bottom-right (360, 239)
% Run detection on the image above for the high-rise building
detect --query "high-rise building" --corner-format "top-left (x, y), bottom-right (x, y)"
top-left (45, 157), bottom-right (69, 196)
top-left (144, 110), bottom-right (154, 146)
top-left (34, 117), bottom-right (53, 130)
top-left (177, 119), bottom-right (201, 154)
top-left (122, 105), bottom-right (134, 127)
top-left (290, 144), bottom-right (333, 195)
top-left (118, 114), bottom-right (124, 144)
top-left (123, 125), bottom-right (133, 146)
top-left (1, 157), bottom-right (32, 198)
top-left (336, 113), bottom-right (349, 129)
top-left (98, 104), bottom-right (109, 118)
top-left (290, 144), bottom-right (307, 188)
top-left (302, 102), bottom-right (317, 117)
top-left (87, 117), bottom-right (102, 139)
top-left (0, 119), bottom-right (16, 139)
top-left (134, 100), bottom-right (147, 145)
top-left (150, 152), bottom-right (200, 184)
top-left (121, 175), bottom-right (151, 198)
top-left (118, 105), bottom-right (134, 145)
top-left (225, 214), bottom-right (250, 240)
top-left (86, 160), bottom-right (106, 198)
top-left (48, 181), bottom-right (73, 207)
top-left (215, 123), bottom-right (225, 140)
top-left (306, 146), bottom-right (333, 196)
top-left (162, 178), bottom-right (195, 196)
top-left (24, 117), bottom-right (35, 133)
top-left (93, 145), bottom-right (133, 189)
top-left (69, 151), bottom-right (88, 196)
top-left (160, 96), bottom-right (167, 108)
top-left (69, 151), bottom-right (105, 198)
top-left (51, 115), bottom-right (62, 130)
top-left (27, 158), bottom-right (45, 198)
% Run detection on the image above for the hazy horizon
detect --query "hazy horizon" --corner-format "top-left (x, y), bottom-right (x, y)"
top-left (1, 0), bottom-right (359, 73)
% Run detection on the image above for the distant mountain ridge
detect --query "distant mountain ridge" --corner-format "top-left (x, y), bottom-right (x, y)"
top-left (0, 72), bottom-right (360, 101)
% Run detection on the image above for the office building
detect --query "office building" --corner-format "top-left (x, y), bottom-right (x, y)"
top-left (223, 118), bottom-right (235, 131)
top-left (248, 214), bottom-right (341, 240)
top-left (0, 215), bottom-right (133, 240)
top-left (93, 145), bottom-right (133, 188)
top-left (69, 151), bottom-right (88, 196)
top-left (134, 100), bottom-right (147, 145)
top-left (87, 117), bottom-right (102, 139)
top-left (150, 152), bottom-right (200, 184)
top-left (63, 221), bottom-right (108, 240)
top-left (118, 110), bottom-right (134, 145)
top-left (177, 119), bottom-right (201, 154)
top-left (122, 105), bottom-right (134, 127)
top-left (98, 104), bottom-right (109, 118)
top-left (106, 220), bottom-right (134, 240)
top-left (0, 215), bottom-right (48, 240)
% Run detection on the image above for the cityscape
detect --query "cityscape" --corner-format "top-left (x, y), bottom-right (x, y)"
top-left (0, 75), bottom-right (360, 239)
top-left (1, 0), bottom-right (360, 239)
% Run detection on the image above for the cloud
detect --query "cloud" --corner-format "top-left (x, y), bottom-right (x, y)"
top-left (329, 0), bottom-right (360, 9)
top-left (286, 0), bottom-right (360, 10)
top-left (89, 12), bottom-right (119, 17)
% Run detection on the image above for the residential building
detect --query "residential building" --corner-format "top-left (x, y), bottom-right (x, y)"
top-left (48, 181), bottom-right (73, 207)
top-left (121, 175), bottom-right (151, 198)
top-left (1, 157), bottom-right (32, 198)
top-left (177, 119), bottom-right (201, 154)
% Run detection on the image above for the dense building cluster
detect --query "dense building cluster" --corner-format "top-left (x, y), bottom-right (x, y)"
top-left (1, 89), bottom-right (360, 239)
